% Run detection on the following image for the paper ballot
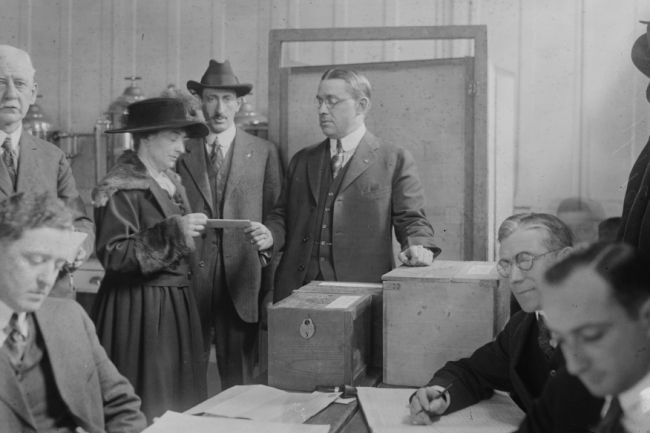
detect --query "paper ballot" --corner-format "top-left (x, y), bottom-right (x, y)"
top-left (143, 411), bottom-right (329, 433)
top-left (357, 387), bottom-right (524, 433)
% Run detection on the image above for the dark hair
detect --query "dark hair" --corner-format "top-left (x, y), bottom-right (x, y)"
top-left (0, 192), bottom-right (73, 243)
top-left (498, 213), bottom-right (574, 250)
top-left (131, 131), bottom-right (157, 151)
top-left (545, 242), bottom-right (650, 318)
top-left (320, 68), bottom-right (372, 101)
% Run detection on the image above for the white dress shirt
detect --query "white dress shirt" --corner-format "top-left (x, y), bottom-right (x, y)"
top-left (617, 369), bottom-right (650, 433)
top-left (0, 123), bottom-right (24, 168)
top-left (204, 124), bottom-right (236, 157)
top-left (329, 124), bottom-right (367, 167)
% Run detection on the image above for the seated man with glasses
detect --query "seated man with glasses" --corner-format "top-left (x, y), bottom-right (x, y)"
top-left (409, 213), bottom-right (603, 432)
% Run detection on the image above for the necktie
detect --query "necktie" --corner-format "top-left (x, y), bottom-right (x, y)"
top-left (210, 138), bottom-right (225, 173)
top-left (2, 136), bottom-right (16, 187)
top-left (596, 397), bottom-right (624, 433)
top-left (2, 313), bottom-right (27, 369)
top-left (331, 139), bottom-right (344, 178)
top-left (537, 315), bottom-right (555, 359)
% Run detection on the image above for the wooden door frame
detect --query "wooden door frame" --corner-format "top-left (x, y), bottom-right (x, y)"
top-left (268, 26), bottom-right (488, 260)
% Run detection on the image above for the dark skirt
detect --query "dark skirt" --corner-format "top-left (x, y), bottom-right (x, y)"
top-left (91, 282), bottom-right (206, 422)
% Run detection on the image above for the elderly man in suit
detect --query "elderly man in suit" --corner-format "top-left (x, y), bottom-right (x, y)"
top-left (409, 213), bottom-right (603, 432)
top-left (0, 192), bottom-right (145, 432)
top-left (246, 68), bottom-right (439, 301)
top-left (0, 44), bottom-right (94, 299)
top-left (178, 60), bottom-right (282, 389)
top-left (540, 242), bottom-right (650, 433)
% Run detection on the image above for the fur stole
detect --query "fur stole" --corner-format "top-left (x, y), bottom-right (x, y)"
top-left (92, 150), bottom-right (182, 207)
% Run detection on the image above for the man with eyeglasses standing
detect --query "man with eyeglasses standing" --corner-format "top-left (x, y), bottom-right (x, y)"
top-left (245, 68), bottom-right (440, 302)
top-left (409, 213), bottom-right (603, 432)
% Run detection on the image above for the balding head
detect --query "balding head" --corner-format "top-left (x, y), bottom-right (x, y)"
top-left (0, 45), bottom-right (37, 132)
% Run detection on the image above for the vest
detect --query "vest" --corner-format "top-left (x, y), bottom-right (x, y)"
top-left (206, 142), bottom-right (234, 219)
top-left (306, 149), bottom-right (351, 282)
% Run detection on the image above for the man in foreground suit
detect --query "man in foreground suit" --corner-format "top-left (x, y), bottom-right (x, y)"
top-left (540, 242), bottom-right (650, 433)
top-left (246, 68), bottom-right (439, 301)
top-left (0, 192), bottom-right (145, 432)
top-left (178, 60), bottom-right (282, 388)
top-left (0, 44), bottom-right (94, 298)
top-left (409, 213), bottom-right (603, 432)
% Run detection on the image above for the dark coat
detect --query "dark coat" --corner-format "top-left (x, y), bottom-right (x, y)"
top-left (428, 311), bottom-right (603, 432)
top-left (265, 131), bottom-right (439, 301)
top-left (0, 132), bottom-right (95, 297)
top-left (516, 367), bottom-right (603, 433)
top-left (177, 129), bottom-right (283, 323)
top-left (0, 299), bottom-right (146, 433)
top-left (618, 135), bottom-right (650, 253)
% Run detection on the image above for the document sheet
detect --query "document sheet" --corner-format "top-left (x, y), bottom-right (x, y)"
top-left (143, 411), bottom-right (330, 433)
top-left (202, 384), bottom-right (340, 423)
top-left (357, 387), bottom-right (524, 433)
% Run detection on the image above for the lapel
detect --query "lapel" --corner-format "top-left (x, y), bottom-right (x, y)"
top-left (180, 139), bottom-right (214, 215)
top-left (0, 351), bottom-right (35, 428)
top-left (15, 133), bottom-right (40, 193)
top-left (307, 140), bottom-right (329, 204)
top-left (148, 178), bottom-right (181, 218)
top-left (338, 132), bottom-right (379, 194)
top-left (226, 129), bottom-right (253, 202)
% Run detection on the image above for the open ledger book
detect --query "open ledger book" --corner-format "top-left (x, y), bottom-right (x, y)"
top-left (357, 387), bottom-right (524, 433)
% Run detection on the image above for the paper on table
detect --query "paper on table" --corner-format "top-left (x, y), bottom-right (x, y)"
top-left (357, 387), bottom-right (524, 433)
top-left (143, 411), bottom-right (330, 433)
top-left (205, 384), bottom-right (340, 423)
top-left (205, 218), bottom-right (251, 228)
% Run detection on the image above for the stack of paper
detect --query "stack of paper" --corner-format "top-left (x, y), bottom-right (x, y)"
top-left (143, 411), bottom-right (329, 433)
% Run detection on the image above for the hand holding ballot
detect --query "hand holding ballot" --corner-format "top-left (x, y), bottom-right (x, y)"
top-left (244, 221), bottom-right (274, 250)
top-left (181, 212), bottom-right (208, 237)
top-left (408, 384), bottom-right (452, 425)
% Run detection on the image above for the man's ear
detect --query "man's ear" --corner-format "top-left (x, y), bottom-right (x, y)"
top-left (356, 97), bottom-right (370, 115)
top-left (29, 81), bottom-right (38, 105)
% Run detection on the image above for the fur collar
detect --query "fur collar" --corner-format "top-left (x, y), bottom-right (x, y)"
top-left (92, 150), bottom-right (182, 207)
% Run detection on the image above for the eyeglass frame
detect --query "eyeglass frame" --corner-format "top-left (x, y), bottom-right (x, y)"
top-left (315, 95), bottom-right (354, 110)
top-left (496, 248), bottom-right (564, 278)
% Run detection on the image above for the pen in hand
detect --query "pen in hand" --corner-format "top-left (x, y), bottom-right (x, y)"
top-left (413, 381), bottom-right (454, 417)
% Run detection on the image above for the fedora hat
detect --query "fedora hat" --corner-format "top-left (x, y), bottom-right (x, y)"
top-left (105, 97), bottom-right (209, 138)
top-left (632, 20), bottom-right (650, 101)
top-left (187, 59), bottom-right (252, 97)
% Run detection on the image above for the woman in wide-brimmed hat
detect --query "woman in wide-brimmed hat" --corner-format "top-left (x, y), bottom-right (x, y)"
top-left (90, 97), bottom-right (209, 422)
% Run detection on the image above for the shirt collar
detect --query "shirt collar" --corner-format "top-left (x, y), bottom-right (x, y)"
top-left (619, 367), bottom-right (650, 420)
top-left (329, 124), bottom-right (366, 156)
top-left (206, 125), bottom-right (237, 155)
top-left (0, 124), bottom-right (23, 153)
top-left (0, 298), bottom-right (28, 346)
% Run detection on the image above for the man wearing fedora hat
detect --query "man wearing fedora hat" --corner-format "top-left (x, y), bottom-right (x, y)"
top-left (178, 60), bottom-right (282, 389)
top-left (0, 44), bottom-right (94, 299)
top-left (619, 21), bottom-right (650, 259)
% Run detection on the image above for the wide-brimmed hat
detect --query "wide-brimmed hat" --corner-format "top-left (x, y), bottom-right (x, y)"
top-left (105, 97), bottom-right (209, 138)
top-left (187, 59), bottom-right (252, 97)
top-left (632, 20), bottom-right (650, 101)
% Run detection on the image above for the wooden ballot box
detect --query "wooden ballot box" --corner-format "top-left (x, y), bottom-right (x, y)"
top-left (295, 281), bottom-right (383, 369)
top-left (268, 292), bottom-right (371, 391)
top-left (382, 260), bottom-right (508, 386)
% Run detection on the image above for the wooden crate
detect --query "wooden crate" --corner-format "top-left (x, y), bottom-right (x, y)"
top-left (295, 281), bottom-right (383, 369)
top-left (268, 292), bottom-right (371, 391)
top-left (382, 260), bottom-right (508, 386)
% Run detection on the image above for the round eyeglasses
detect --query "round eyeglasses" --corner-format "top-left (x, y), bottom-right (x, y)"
top-left (315, 96), bottom-right (352, 110)
top-left (496, 248), bottom-right (562, 278)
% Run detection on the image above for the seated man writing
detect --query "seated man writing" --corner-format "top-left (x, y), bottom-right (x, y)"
top-left (0, 192), bottom-right (146, 432)
top-left (539, 242), bottom-right (650, 433)
top-left (409, 213), bottom-right (603, 432)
